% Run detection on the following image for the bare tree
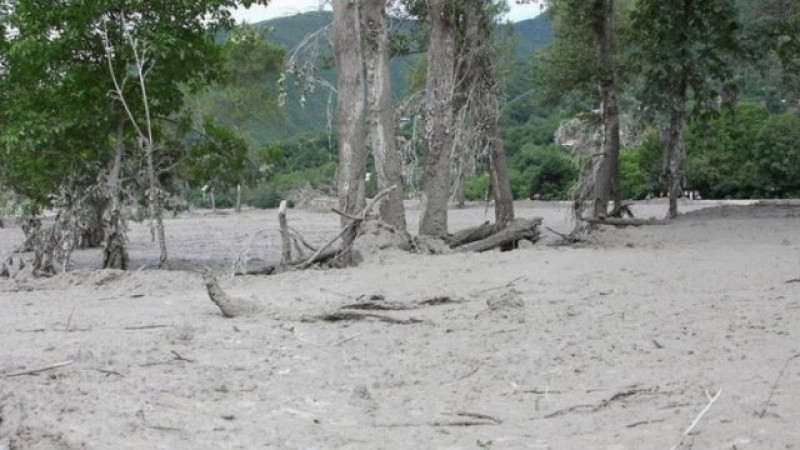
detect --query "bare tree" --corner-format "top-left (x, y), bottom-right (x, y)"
top-left (333, 0), bottom-right (367, 264)
top-left (361, 0), bottom-right (407, 232)
top-left (102, 24), bottom-right (168, 269)
top-left (419, 0), bottom-right (457, 237)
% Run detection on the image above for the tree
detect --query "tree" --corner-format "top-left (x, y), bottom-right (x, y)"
top-left (523, 0), bottom-right (624, 219)
top-left (332, 0), bottom-right (368, 264)
top-left (419, 0), bottom-right (457, 236)
top-left (0, 0), bottom-right (270, 270)
top-left (460, 0), bottom-right (516, 232)
top-left (361, 0), bottom-right (407, 232)
top-left (631, 0), bottom-right (741, 218)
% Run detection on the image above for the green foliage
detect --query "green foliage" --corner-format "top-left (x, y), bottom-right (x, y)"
top-left (684, 102), bottom-right (800, 198)
top-left (464, 174), bottom-right (491, 201)
top-left (179, 119), bottom-right (253, 192)
top-left (630, 0), bottom-right (742, 116)
top-left (510, 144), bottom-right (578, 200)
top-left (0, 0), bottom-right (268, 209)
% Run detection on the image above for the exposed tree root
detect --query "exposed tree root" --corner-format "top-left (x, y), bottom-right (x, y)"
top-left (202, 270), bottom-right (261, 318)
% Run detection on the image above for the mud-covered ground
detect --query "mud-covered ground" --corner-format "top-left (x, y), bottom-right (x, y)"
top-left (1, 200), bottom-right (798, 449)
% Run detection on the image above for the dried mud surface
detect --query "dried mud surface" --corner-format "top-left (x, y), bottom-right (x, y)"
top-left (1, 200), bottom-right (799, 449)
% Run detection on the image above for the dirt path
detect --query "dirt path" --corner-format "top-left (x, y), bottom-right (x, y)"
top-left (1, 201), bottom-right (798, 449)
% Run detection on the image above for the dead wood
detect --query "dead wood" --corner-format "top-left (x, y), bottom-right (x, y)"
top-left (759, 353), bottom-right (800, 418)
top-left (202, 270), bottom-right (261, 318)
top-left (341, 301), bottom-right (415, 311)
top-left (545, 226), bottom-right (583, 246)
top-left (445, 221), bottom-right (495, 248)
top-left (418, 296), bottom-right (461, 306)
top-left (458, 218), bottom-right (542, 252)
top-left (278, 200), bottom-right (292, 266)
top-left (544, 387), bottom-right (658, 419)
top-left (2, 360), bottom-right (74, 378)
top-left (295, 185), bottom-right (397, 269)
top-left (302, 311), bottom-right (423, 325)
top-left (608, 201), bottom-right (635, 218)
top-left (582, 217), bottom-right (667, 227)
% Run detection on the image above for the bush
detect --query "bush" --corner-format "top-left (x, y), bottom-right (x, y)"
top-left (512, 144), bottom-right (577, 200)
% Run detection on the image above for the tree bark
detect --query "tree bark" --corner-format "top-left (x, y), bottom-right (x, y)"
top-left (361, 0), bottom-right (407, 232)
top-left (141, 137), bottom-right (168, 269)
top-left (458, 218), bottom-right (542, 253)
top-left (333, 0), bottom-right (368, 265)
top-left (419, 0), bottom-right (456, 237)
top-left (590, 0), bottom-right (621, 219)
top-left (102, 118), bottom-right (129, 269)
top-left (665, 107), bottom-right (686, 219)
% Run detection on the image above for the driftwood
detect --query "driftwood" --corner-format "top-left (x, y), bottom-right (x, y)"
top-left (445, 221), bottom-right (495, 248)
top-left (458, 218), bottom-right (542, 252)
top-left (295, 185), bottom-right (397, 269)
top-left (278, 200), bottom-right (292, 266)
top-left (583, 217), bottom-right (666, 227)
top-left (202, 270), bottom-right (261, 318)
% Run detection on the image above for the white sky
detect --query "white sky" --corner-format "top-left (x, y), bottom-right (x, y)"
top-left (231, 1), bottom-right (544, 24)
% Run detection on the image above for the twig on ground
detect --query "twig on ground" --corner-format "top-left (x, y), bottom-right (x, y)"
top-left (544, 387), bottom-right (657, 419)
top-left (170, 350), bottom-right (195, 363)
top-left (545, 226), bottom-right (582, 245)
top-left (759, 353), bottom-right (800, 418)
top-left (3, 360), bottom-right (74, 378)
top-left (334, 333), bottom-right (361, 346)
top-left (95, 368), bottom-right (124, 377)
top-left (473, 276), bottom-right (527, 295)
top-left (65, 306), bottom-right (77, 332)
top-left (122, 324), bottom-right (168, 330)
top-left (669, 388), bottom-right (722, 450)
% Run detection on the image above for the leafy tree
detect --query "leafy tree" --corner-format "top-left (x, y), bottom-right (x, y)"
top-left (630, 0), bottom-right (741, 218)
top-left (0, 0), bottom-right (270, 269)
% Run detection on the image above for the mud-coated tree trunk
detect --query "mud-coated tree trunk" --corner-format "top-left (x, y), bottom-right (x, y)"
top-left (333, 0), bottom-right (367, 265)
top-left (361, 0), bottom-right (407, 232)
top-left (102, 118), bottom-right (129, 269)
top-left (141, 136), bottom-right (168, 269)
top-left (664, 108), bottom-right (686, 219)
top-left (590, 0), bottom-right (622, 219)
top-left (419, 0), bottom-right (456, 237)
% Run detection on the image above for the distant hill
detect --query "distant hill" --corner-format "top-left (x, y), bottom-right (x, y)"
top-left (245, 12), bottom-right (552, 143)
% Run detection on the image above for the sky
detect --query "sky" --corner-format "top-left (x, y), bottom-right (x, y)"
top-left (231, 1), bottom-right (544, 24)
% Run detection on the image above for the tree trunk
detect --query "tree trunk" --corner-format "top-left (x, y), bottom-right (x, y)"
top-left (665, 108), bottom-right (686, 219)
top-left (102, 118), bottom-right (129, 270)
top-left (419, 0), bottom-right (456, 237)
top-left (333, 0), bottom-right (367, 265)
top-left (361, 0), bottom-right (407, 232)
top-left (141, 137), bottom-right (168, 269)
top-left (590, 0), bottom-right (621, 219)
top-left (235, 184), bottom-right (242, 212)
top-left (210, 187), bottom-right (216, 211)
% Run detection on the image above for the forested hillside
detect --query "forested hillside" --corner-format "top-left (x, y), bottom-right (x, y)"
top-left (246, 11), bottom-right (553, 143)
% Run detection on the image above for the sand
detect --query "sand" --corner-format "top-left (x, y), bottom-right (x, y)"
top-left (1, 199), bottom-right (798, 449)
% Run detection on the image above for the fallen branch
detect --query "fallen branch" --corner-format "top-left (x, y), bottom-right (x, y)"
top-left (3, 360), bottom-right (74, 378)
top-left (446, 222), bottom-right (495, 248)
top-left (758, 353), bottom-right (800, 418)
top-left (301, 311), bottom-right (423, 325)
top-left (669, 388), bottom-right (722, 450)
top-left (458, 218), bottom-right (542, 253)
top-left (582, 217), bottom-right (667, 227)
top-left (295, 185), bottom-right (397, 269)
top-left (544, 387), bottom-right (656, 419)
top-left (203, 270), bottom-right (261, 318)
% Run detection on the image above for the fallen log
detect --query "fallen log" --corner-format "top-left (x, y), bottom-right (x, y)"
top-left (582, 217), bottom-right (667, 227)
top-left (202, 270), bottom-right (261, 318)
top-left (446, 222), bottom-right (495, 248)
top-left (458, 218), bottom-right (542, 253)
